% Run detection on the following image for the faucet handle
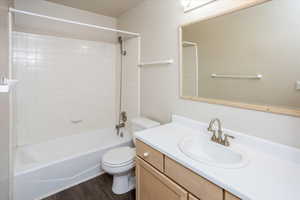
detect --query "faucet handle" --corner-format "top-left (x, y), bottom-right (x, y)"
top-left (224, 134), bottom-right (235, 147)
top-left (210, 130), bottom-right (218, 142)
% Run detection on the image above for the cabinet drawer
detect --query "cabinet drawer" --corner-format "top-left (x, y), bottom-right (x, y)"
top-left (136, 139), bottom-right (164, 172)
top-left (165, 157), bottom-right (223, 200)
top-left (225, 191), bottom-right (241, 200)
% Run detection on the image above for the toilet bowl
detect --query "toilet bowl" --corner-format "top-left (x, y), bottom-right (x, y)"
top-left (102, 117), bottom-right (160, 194)
top-left (102, 146), bottom-right (136, 194)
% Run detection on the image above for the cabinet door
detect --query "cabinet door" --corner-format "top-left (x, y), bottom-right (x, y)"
top-left (165, 157), bottom-right (223, 200)
top-left (136, 157), bottom-right (188, 200)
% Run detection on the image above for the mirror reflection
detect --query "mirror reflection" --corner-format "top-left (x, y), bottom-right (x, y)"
top-left (181, 0), bottom-right (300, 112)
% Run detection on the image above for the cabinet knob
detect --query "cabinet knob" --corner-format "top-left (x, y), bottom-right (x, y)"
top-left (143, 152), bottom-right (150, 158)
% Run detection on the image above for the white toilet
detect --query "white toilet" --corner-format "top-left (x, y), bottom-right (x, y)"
top-left (102, 117), bottom-right (160, 194)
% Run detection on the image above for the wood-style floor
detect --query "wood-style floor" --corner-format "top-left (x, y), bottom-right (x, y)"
top-left (43, 174), bottom-right (135, 200)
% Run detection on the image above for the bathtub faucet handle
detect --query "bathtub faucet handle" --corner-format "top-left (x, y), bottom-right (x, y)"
top-left (120, 111), bottom-right (127, 123)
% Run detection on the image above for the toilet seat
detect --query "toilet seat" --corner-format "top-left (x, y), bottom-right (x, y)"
top-left (102, 146), bottom-right (135, 167)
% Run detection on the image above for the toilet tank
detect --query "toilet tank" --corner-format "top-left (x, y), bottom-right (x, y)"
top-left (131, 117), bottom-right (160, 144)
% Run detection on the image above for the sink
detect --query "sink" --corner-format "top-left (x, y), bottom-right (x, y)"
top-left (179, 134), bottom-right (249, 169)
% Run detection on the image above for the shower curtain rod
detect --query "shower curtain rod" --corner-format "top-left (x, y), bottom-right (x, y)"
top-left (9, 8), bottom-right (140, 37)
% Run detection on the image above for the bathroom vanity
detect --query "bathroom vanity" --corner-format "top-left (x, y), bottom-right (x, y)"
top-left (136, 140), bottom-right (239, 200)
top-left (134, 116), bottom-right (300, 200)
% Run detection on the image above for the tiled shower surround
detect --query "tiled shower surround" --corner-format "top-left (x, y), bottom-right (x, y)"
top-left (13, 32), bottom-right (117, 146)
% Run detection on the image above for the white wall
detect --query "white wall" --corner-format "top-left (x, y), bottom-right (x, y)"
top-left (118, 0), bottom-right (300, 149)
top-left (13, 0), bottom-right (117, 43)
top-left (182, 45), bottom-right (197, 96)
top-left (0, 0), bottom-right (10, 199)
top-left (13, 32), bottom-right (117, 145)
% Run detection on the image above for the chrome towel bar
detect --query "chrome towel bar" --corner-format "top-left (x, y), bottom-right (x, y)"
top-left (211, 74), bottom-right (262, 79)
top-left (139, 59), bottom-right (174, 67)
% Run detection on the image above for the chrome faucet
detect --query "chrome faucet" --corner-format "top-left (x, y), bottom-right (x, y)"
top-left (115, 122), bottom-right (125, 130)
top-left (207, 118), bottom-right (234, 146)
top-left (207, 118), bottom-right (222, 143)
top-left (116, 111), bottom-right (127, 137)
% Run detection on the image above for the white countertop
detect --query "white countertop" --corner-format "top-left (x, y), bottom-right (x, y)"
top-left (135, 115), bottom-right (300, 200)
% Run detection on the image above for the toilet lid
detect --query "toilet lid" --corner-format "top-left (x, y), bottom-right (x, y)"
top-left (103, 146), bottom-right (135, 166)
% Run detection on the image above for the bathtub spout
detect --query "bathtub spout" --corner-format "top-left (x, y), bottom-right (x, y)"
top-left (116, 122), bottom-right (125, 136)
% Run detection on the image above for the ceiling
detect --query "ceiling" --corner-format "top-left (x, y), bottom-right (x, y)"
top-left (46, 0), bottom-right (143, 17)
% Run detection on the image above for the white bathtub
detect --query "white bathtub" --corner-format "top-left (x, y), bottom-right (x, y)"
top-left (14, 128), bottom-right (132, 200)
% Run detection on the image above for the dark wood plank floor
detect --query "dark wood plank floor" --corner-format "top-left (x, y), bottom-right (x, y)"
top-left (43, 174), bottom-right (135, 200)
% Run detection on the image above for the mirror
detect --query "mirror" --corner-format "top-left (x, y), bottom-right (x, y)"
top-left (180, 0), bottom-right (300, 117)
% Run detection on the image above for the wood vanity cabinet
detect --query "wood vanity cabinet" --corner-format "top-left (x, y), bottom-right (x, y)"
top-left (164, 157), bottom-right (223, 200)
top-left (225, 191), bottom-right (241, 200)
top-left (189, 194), bottom-right (200, 200)
top-left (135, 139), bottom-right (241, 200)
top-left (136, 157), bottom-right (188, 200)
top-left (136, 139), bottom-right (164, 172)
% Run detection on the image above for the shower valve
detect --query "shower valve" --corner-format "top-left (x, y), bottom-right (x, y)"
top-left (120, 111), bottom-right (127, 123)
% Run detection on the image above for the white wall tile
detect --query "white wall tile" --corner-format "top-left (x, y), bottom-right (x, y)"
top-left (13, 32), bottom-right (117, 146)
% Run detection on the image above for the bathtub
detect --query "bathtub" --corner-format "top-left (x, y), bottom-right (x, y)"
top-left (14, 128), bottom-right (132, 200)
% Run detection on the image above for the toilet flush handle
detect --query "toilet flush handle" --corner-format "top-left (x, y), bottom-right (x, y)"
top-left (143, 152), bottom-right (150, 158)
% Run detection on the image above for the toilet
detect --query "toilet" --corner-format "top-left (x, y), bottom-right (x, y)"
top-left (102, 117), bottom-right (160, 194)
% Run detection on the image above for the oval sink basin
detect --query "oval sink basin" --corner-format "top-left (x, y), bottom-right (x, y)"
top-left (179, 135), bottom-right (249, 169)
